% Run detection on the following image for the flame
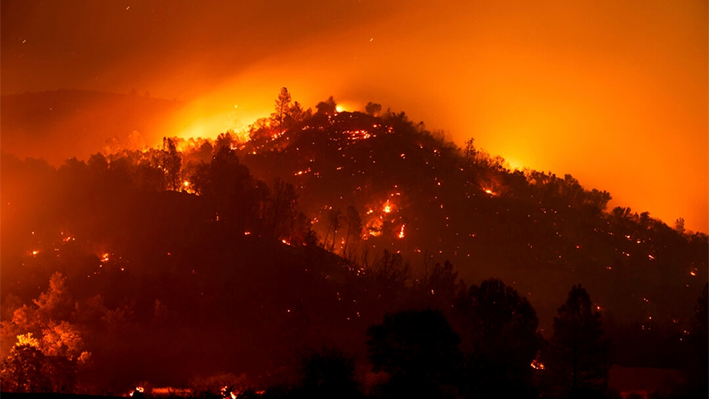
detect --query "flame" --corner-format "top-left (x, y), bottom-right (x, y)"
top-left (690, 270), bottom-right (697, 276)
top-left (398, 224), bottom-right (405, 239)
top-left (383, 200), bottom-right (392, 213)
top-left (531, 359), bottom-right (545, 370)
top-left (485, 189), bottom-right (494, 195)
top-left (101, 253), bottom-right (110, 262)
top-left (16, 333), bottom-right (39, 348)
top-left (31, 250), bottom-right (39, 256)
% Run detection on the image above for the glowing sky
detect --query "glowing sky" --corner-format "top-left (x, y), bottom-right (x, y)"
top-left (2, 0), bottom-right (707, 232)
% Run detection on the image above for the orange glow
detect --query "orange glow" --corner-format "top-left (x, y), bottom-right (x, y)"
top-left (16, 333), bottom-right (39, 348)
top-left (383, 200), bottom-right (392, 214)
top-left (398, 224), bottom-right (406, 239)
top-left (690, 270), bottom-right (697, 276)
top-left (1, 1), bottom-right (705, 232)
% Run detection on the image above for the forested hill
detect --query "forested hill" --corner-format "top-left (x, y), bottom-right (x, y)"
top-left (229, 95), bottom-right (707, 330)
top-left (0, 92), bottom-right (706, 394)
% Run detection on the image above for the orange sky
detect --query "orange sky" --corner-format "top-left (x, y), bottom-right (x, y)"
top-left (2, 0), bottom-right (707, 232)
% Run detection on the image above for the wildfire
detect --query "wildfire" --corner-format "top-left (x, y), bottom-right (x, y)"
top-left (16, 333), bottom-right (39, 348)
top-left (31, 250), bottom-right (39, 256)
top-left (398, 224), bottom-right (406, 239)
top-left (383, 200), bottom-right (392, 213)
top-left (485, 189), bottom-right (494, 195)
top-left (690, 270), bottom-right (697, 276)
top-left (101, 253), bottom-right (110, 262)
top-left (531, 359), bottom-right (545, 370)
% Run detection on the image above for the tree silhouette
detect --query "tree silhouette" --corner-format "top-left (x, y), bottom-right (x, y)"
top-left (191, 146), bottom-right (255, 233)
top-left (343, 205), bottom-right (362, 256)
top-left (325, 208), bottom-right (342, 252)
top-left (366, 309), bottom-right (461, 397)
top-left (453, 278), bottom-right (540, 399)
top-left (414, 260), bottom-right (460, 310)
top-left (316, 96), bottom-right (337, 115)
top-left (271, 87), bottom-right (292, 131)
top-left (674, 217), bottom-right (686, 234)
top-left (154, 137), bottom-right (182, 191)
top-left (365, 102), bottom-right (382, 116)
top-left (0, 344), bottom-right (50, 392)
top-left (543, 285), bottom-right (610, 399)
top-left (297, 348), bottom-right (360, 399)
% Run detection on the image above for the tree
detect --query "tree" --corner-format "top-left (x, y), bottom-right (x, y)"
top-left (0, 343), bottom-right (50, 392)
top-left (453, 278), bottom-right (540, 398)
top-left (414, 260), bottom-right (460, 310)
top-left (154, 137), bottom-right (182, 191)
top-left (316, 96), bottom-right (337, 115)
top-left (543, 285), bottom-right (610, 399)
top-left (365, 102), bottom-right (382, 116)
top-left (271, 87), bottom-right (292, 130)
top-left (324, 208), bottom-right (342, 252)
top-left (297, 348), bottom-right (360, 399)
top-left (191, 147), bottom-right (255, 233)
top-left (342, 205), bottom-right (362, 256)
top-left (286, 101), bottom-right (310, 127)
top-left (34, 272), bottom-right (73, 321)
top-left (366, 309), bottom-right (461, 397)
top-left (463, 138), bottom-right (477, 161)
top-left (268, 178), bottom-right (298, 239)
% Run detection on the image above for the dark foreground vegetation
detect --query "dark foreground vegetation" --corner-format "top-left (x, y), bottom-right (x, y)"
top-left (1, 89), bottom-right (706, 398)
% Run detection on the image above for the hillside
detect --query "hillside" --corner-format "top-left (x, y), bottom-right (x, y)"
top-left (0, 94), bottom-right (706, 395)
top-left (232, 105), bottom-right (707, 332)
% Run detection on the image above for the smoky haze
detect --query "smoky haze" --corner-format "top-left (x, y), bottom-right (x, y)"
top-left (1, 0), bottom-right (706, 232)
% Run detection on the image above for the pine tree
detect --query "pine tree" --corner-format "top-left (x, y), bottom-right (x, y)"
top-left (272, 87), bottom-right (292, 130)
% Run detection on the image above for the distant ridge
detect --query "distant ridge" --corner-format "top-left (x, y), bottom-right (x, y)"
top-left (1, 89), bottom-right (183, 165)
